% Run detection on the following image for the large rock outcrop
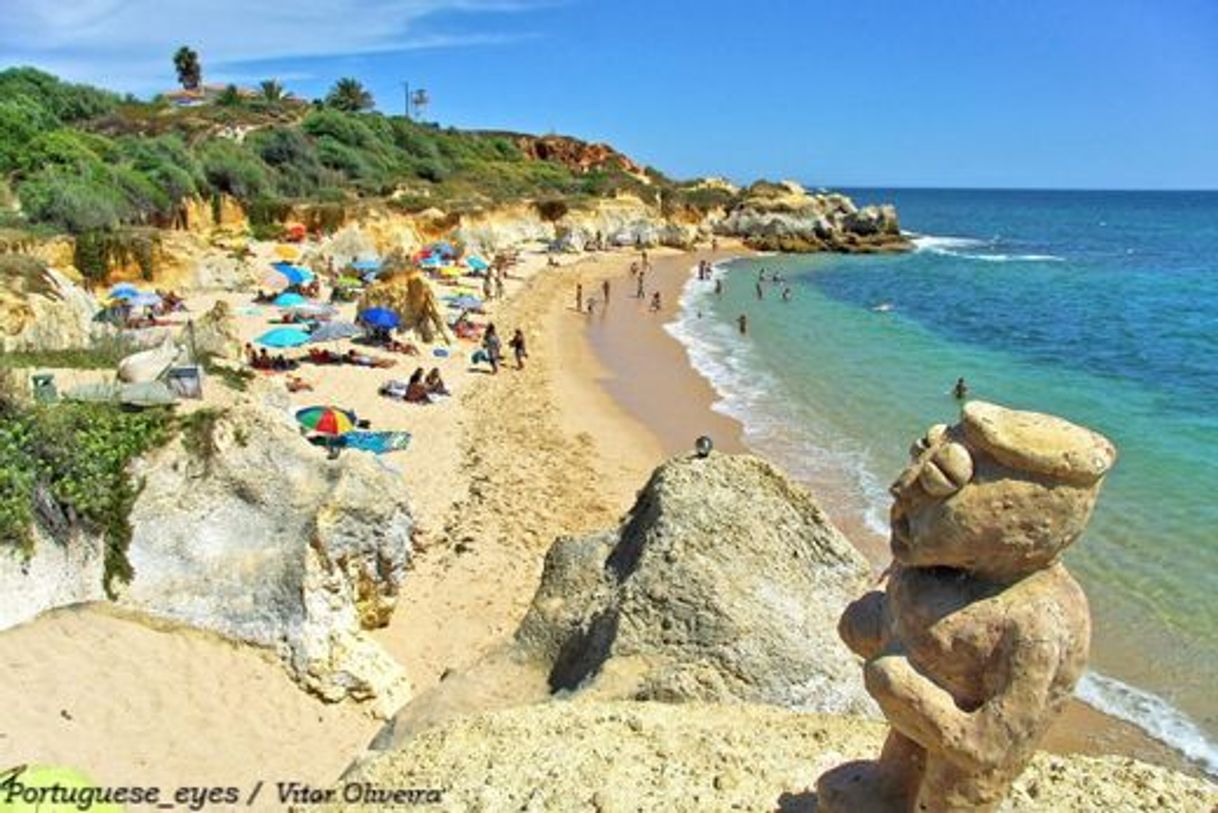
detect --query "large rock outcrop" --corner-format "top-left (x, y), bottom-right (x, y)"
top-left (514, 452), bottom-right (875, 714)
top-left (116, 402), bottom-right (414, 715)
top-left (329, 702), bottom-right (1218, 813)
top-left (0, 262), bottom-right (113, 352)
top-left (715, 180), bottom-right (909, 253)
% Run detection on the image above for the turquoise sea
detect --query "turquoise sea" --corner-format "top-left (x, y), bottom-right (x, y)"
top-left (667, 189), bottom-right (1218, 773)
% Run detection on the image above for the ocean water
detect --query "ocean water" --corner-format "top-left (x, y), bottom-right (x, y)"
top-left (667, 189), bottom-right (1218, 773)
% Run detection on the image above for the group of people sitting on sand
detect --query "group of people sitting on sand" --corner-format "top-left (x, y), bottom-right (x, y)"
top-left (380, 367), bottom-right (449, 404)
top-left (245, 344), bottom-right (300, 371)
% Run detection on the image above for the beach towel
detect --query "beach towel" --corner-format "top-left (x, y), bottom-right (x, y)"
top-left (343, 431), bottom-right (412, 454)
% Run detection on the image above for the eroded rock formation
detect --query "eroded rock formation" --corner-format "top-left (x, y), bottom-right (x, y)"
top-left (817, 402), bottom-right (1117, 812)
top-left (514, 452), bottom-right (876, 713)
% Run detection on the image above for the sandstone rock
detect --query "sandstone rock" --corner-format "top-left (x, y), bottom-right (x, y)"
top-left (0, 524), bottom-right (107, 631)
top-left (713, 185), bottom-right (910, 254)
top-left (327, 702), bottom-right (1218, 813)
top-left (180, 300), bottom-right (242, 361)
top-left (819, 402), bottom-right (1118, 812)
top-left (515, 452), bottom-right (876, 714)
top-left (116, 403), bottom-right (414, 715)
top-left (0, 266), bottom-right (114, 353)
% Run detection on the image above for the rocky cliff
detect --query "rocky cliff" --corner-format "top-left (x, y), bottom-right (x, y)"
top-left (0, 398), bottom-right (415, 716)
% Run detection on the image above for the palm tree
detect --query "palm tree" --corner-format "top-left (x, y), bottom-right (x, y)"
top-left (173, 46), bottom-right (201, 90)
top-left (325, 78), bottom-right (374, 113)
top-left (259, 79), bottom-right (288, 102)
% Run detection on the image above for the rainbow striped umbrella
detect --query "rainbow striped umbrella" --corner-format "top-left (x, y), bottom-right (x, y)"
top-left (295, 406), bottom-right (357, 436)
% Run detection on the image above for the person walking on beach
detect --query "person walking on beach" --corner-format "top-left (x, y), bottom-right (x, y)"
top-left (493, 269), bottom-right (505, 300)
top-left (482, 323), bottom-right (502, 374)
top-left (737, 314), bottom-right (748, 335)
top-left (650, 291), bottom-right (662, 312)
top-left (636, 271), bottom-right (646, 299)
top-left (576, 283), bottom-right (583, 312)
top-left (509, 329), bottom-right (528, 370)
top-left (602, 279), bottom-right (610, 306)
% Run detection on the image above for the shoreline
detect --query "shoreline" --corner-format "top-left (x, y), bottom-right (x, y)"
top-left (570, 247), bottom-right (1200, 775)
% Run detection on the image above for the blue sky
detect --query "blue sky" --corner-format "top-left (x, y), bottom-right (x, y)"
top-left (3, 0), bottom-right (1216, 189)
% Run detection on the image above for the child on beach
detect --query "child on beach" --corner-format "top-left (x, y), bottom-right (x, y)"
top-left (509, 329), bottom-right (528, 369)
top-left (650, 291), bottom-right (662, 312)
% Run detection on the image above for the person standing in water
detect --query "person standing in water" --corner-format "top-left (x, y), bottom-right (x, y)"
top-left (953, 377), bottom-right (969, 400)
top-left (782, 287), bottom-right (793, 302)
top-left (715, 278), bottom-right (723, 296)
top-left (755, 280), bottom-right (764, 300)
top-left (737, 314), bottom-right (748, 335)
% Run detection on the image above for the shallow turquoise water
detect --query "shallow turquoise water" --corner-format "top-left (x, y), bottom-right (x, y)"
top-left (669, 189), bottom-right (1218, 770)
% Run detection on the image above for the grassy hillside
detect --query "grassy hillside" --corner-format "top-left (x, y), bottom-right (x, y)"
top-left (0, 68), bottom-right (733, 240)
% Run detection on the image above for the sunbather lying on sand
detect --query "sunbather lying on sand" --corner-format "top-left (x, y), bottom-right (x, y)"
top-left (424, 367), bottom-right (449, 396)
top-left (286, 375), bottom-right (313, 393)
top-left (344, 349), bottom-right (395, 368)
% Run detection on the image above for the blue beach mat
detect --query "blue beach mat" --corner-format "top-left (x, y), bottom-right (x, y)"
top-left (343, 431), bottom-right (412, 454)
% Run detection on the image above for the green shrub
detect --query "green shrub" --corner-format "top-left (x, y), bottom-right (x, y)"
top-left (0, 401), bottom-right (172, 592)
top-left (198, 140), bottom-right (271, 199)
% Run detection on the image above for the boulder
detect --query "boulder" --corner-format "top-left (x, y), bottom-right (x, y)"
top-left (515, 452), bottom-right (876, 715)
top-left (180, 300), bottom-right (242, 361)
top-left (116, 402), bottom-right (414, 715)
top-left (0, 265), bottom-right (114, 353)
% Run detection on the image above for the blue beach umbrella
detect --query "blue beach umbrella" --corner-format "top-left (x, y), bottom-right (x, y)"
top-left (308, 321), bottom-right (362, 343)
top-left (351, 259), bottom-right (382, 272)
top-left (255, 327), bottom-right (311, 348)
top-left (418, 255), bottom-right (442, 269)
top-left (358, 307), bottom-right (400, 329)
top-left (127, 292), bottom-right (162, 308)
top-left (274, 292), bottom-right (308, 308)
top-left (272, 262), bottom-right (315, 286)
top-left (466, 256), bottom-right (489, 272)
top-left (109, 282), bottom-right (141, 299)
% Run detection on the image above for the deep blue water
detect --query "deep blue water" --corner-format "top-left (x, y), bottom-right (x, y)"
top-left (669, 188), bottom-right (1218, 771)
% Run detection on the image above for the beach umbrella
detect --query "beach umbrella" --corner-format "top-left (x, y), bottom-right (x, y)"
top-left (109, 282), bottom-right (141, 299)
top-left (437, 266), bottom-right (464, 279)
top-left (432, 241), bottom-right (456, 258)
top-left (128, 292), bottom-right (162, 308)
top-left (296, 406), bottom-right (357, 436)
top-left (358, 307), bottom-right (400, 329)
top-left (284, 302), bottom-right (337, 317)
top-left (272, 262), bottom-right (315, 286)
top-left (255, 327), bottom-right (311, 348)
top-left (274, 292), bottom-right (308, 308)
top-left (351, 259), bottom-right (382, 272)
top-left (466, 255), bottom-right (489, 272)
top-left (418, 255), bottom-right (442, 269)
top-left (308, 321), bottom-right (362, 343)
top-left (274, 245), bottom-right (300, 260)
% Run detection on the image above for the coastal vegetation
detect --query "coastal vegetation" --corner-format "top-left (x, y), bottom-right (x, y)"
top-left (0, 399), bottom-right (173, 594)
top-left (0, 66), bottom-right (723, 246)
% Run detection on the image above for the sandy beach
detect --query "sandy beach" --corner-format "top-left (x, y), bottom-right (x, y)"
top-left (0, 240), bottom-right (1197, 798)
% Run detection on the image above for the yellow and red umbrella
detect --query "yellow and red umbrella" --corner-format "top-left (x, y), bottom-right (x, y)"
top-left (295, 406), bottom-right (357, 436)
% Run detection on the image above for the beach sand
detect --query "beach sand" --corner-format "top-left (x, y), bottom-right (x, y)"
top-left (0, 241), bottom-right (1197, 795)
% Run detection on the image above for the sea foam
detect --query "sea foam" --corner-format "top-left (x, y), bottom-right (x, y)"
top-left (911, 233), bottom-right (1064, 263)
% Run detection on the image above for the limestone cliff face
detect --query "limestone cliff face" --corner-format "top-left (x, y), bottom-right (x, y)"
top-left (119, 399), bottom-right (413, 715)
top-left (0, 399), bottom-right (415, 716)
top-left (0, 266), bottom-right (115, 353)
top-left (514, 452), bottom-right (876, 715)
